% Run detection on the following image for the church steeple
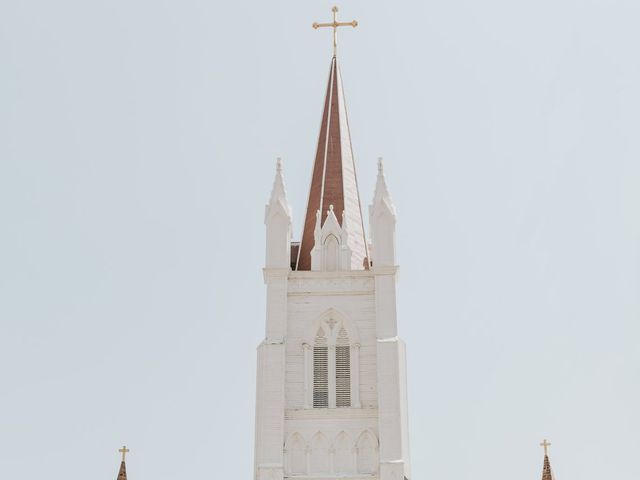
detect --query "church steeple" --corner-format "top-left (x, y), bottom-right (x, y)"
top-left (255, 10), bottom-right (411, 480)
top-left (295, 56), bottom-right (368, 271)
top-left (116, 446), bottom-right (129, 480)
top-left (540, 439), bottom-right (555, 480)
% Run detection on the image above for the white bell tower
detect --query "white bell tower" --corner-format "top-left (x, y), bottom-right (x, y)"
top-left (254, 49), bottom-right (411, 480)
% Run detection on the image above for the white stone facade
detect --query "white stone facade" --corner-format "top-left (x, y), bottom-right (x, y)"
top-left (254, 160), bottom-right (410, 480)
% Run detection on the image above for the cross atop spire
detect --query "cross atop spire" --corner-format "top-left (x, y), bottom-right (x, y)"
top-left (119, 446), bottom-right (130, 462)
top-left (540, 439), bottom-right (551, 456)
top-left (312, 6), bottom-right (358, 56)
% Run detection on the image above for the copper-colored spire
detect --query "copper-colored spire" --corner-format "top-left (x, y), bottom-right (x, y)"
top-left (296, 57), bottom-right (368, 270)
top-left (116, 446), bottom-right (129, 480)
top-left (117, 461), bottom-right (127, 480)
top-left (540, 440), bottom-right (555, 480)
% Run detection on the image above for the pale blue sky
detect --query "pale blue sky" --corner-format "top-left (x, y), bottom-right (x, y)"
top-left (1, 1), bottom-right (639, 479)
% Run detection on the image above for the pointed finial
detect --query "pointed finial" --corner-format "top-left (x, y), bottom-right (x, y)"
top-left (540, 439), bottom-right (551, 456)
top-left (341, 209), bottom-right (351, 239)
top-left (119, 445), bottom-right (130, 462)
top-left (314, 209), bottom-right (322, 245)
top-left (267, 156), bottom-right (289, 211)
top-left (329, 204), bottom-right (334, 213)
top-left (377, 157), bottom-right (384, 174)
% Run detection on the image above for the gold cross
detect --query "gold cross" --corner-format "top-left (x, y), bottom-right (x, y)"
top-left (540, 439), bottom-right (551, 456)
top-left (312, 6), bottom-right (358, 56)
top-left (119, 445), bottom-right (130, 462)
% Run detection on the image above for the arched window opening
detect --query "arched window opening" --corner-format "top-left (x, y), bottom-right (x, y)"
top-left (310, 433), bottom-right (330, 474)
top-left (324, 234), bottom-right (339, 271)
top-left (287, 434), bottom-right (307, 475)
top-left (335, 327), bottom-right (351, 407)
top-left (313, 329), bottom-right (329, 408)
top-left (334, 431), bottom-right (355, 474)
top-left (357, 432), bottom-right (377, 474)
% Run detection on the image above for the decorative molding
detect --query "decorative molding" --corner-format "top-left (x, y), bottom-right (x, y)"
top-left (263, 267), bottom-right (292, 283)
top-left (288, 276), bottom-right (374, 294)
top-left (284, 473), bottom-right (378, 480)
top-left (285, 408), bottom-right (378, 421)
top-left (369, 265), bottom-right (398, 276)
top-left (283, 475), bottom-right (376, 480)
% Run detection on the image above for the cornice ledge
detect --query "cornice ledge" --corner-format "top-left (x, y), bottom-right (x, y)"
top-left (370, 265), bottom-right (399, 275)
top-left (377, 336), bottom-right (400, 343)
top-left (287, 275), bottom-right (374, 294)
top-left (288, 269), bottom-right (374, 279)
top-left (262, 267), bottom-right (291, 282)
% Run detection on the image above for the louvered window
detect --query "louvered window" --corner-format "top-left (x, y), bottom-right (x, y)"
top-left (335, 328), bottom-right (351, 407)
top-left (313, 329), bottom-right (329, 408)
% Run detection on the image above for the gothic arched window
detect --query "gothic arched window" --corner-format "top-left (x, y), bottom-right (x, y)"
top-left (334, 431), bottom-right (355, 473)
top-left (313, 329), bottom-right (329, 408)
top-left (310, 432), bottom-right (330, 474)
top-left (335, 327), bottom-right (351, 407)
top-left (307, 313), bottom-right (360, 410)
top-left (324, 234), bottom-right (339, 271)
top-left (357, 431), bottom-right (378, 474)
top-left (286, 433), bottom-right (307, 475)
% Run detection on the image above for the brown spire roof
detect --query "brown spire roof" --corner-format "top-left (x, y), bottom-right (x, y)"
top-left (116, 461), bottom-right (127, 480)
top-left (116, 445), bottom-right (129, 480)
top-left (541, 454), bottom-right (555, 480)
top-left (295, 56), bottom-right (368, 270)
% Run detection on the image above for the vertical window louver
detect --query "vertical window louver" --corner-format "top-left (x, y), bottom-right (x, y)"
top-left (313, 329), bottom-right (329, 408)
top-left (335, 327), bottom-right (351, 407)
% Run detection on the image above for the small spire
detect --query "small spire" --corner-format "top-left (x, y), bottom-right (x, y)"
top-left (539, 439), bottom-right (555, 480)
top-left (269, 157), bottom-right (287, 204)
top-left (324, 204), bottom-right (341, 229)
top-left (116, 446), bottom-right (129, 480)
top-left (372, 157), bottom-right (395, 216)
top-left (314, 209), bottom-right (322, 237)
top-left (340, 209), bottom-right (351, 245)
top-left (265, 157), bottom-right (292, 222)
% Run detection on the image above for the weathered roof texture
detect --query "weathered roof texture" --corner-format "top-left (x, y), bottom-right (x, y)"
top-left (116, 461), bottom-right (127, 480)
top-left (296, 56), bottom-right (368, 271)
top-left (541, 454), bottom-right (555, 480)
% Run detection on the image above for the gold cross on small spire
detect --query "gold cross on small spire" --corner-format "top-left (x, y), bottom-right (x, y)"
top-left (312, 6), bottom-right (358, 57)
top-left (540, 439), bottom-right (551, 456)
top-left (119, 445), bottom-right (130, 462)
